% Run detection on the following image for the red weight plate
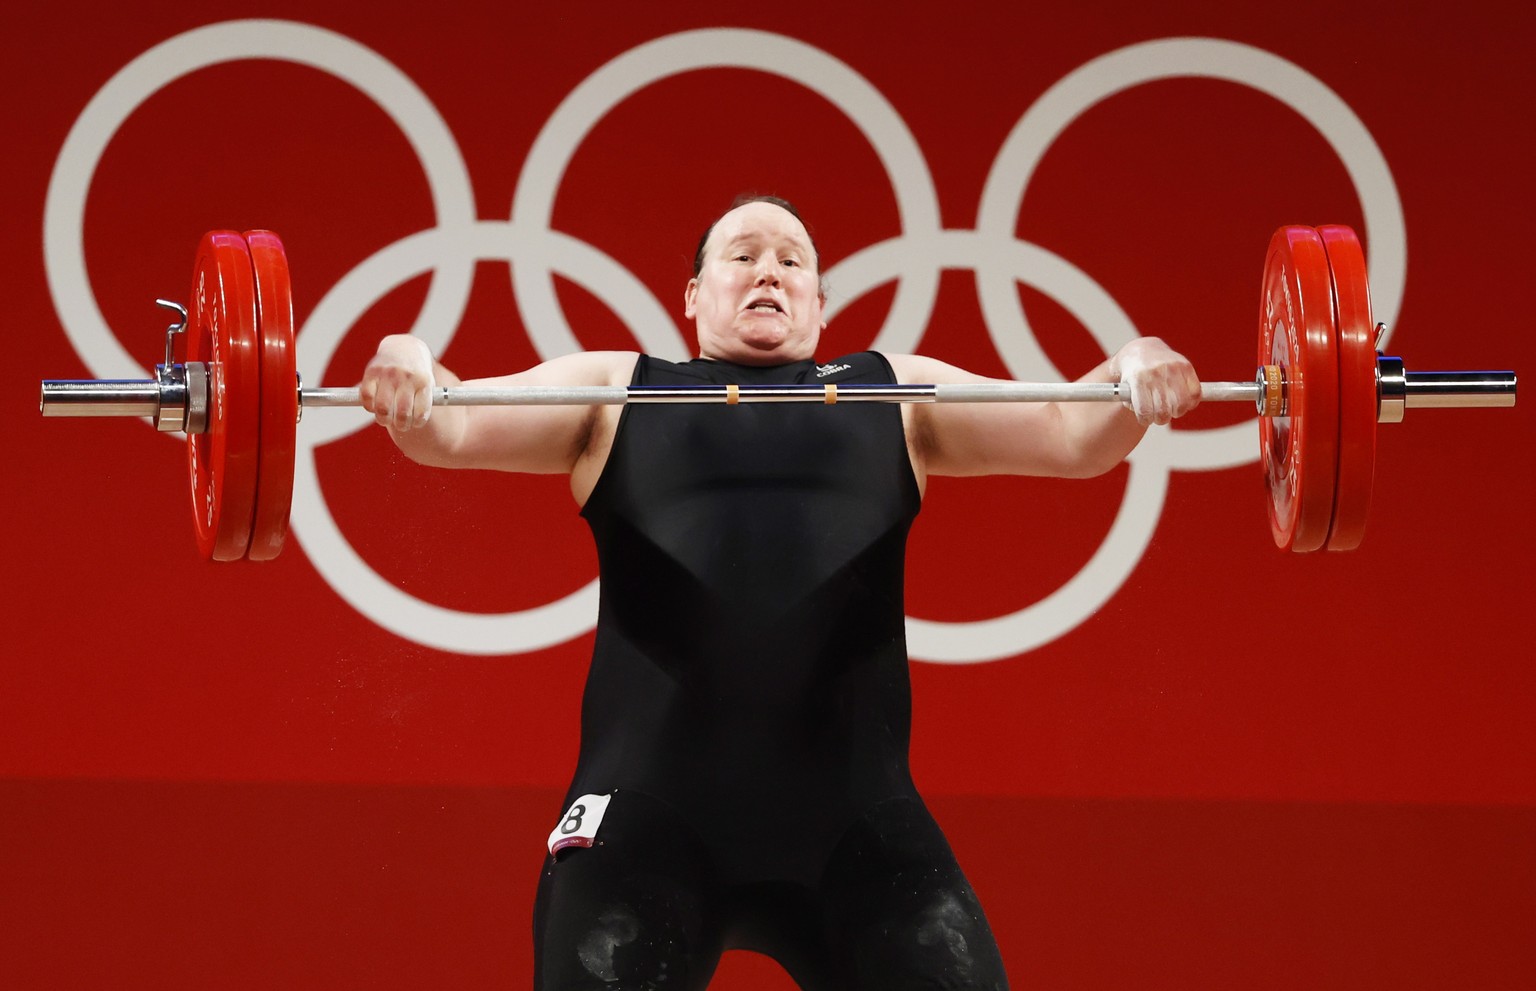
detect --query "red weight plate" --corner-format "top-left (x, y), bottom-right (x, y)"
top-left (1317, 225), bottom-right (1377, 551)
top-left (243, 230), bottom-right (297, 561)
top-left (185, 231), bottom-right (261, 560)
top-left (1257, 226), bottom-right (1340, 552)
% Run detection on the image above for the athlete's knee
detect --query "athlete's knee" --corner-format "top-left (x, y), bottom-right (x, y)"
top-left (572, 900), bottom-right (692, 987)
top-left (539, 891), bottom-right (717, 990)
top-left (820, 798), bottom-right (1010, 989)
top-left (893, 883), bottom-right (1009, 989)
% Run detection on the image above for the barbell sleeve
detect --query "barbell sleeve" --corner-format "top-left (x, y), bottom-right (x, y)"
top-left (39, 379), bottom-right (163, 417)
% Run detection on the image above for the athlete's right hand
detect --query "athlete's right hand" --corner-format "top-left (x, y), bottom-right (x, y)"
top-left (360, 334), bottom-right (436, 431)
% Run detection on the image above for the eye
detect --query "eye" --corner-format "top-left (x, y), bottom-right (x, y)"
top-left (782, 258), bottom-right (799, 267)
top-left (734, 254), bottom-right (752, 262)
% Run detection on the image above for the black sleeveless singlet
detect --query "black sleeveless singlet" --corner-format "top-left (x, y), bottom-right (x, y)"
top-left (572, 351), bottom-right (921, 884)
top-left (533, 353), bottom-right (1009, 990)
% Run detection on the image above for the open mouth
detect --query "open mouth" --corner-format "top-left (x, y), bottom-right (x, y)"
top-left (746, 299), bottom-right (783, 314)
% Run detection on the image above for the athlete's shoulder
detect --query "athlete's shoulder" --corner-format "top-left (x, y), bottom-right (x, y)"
top-left (883, 353), bottom-right (984, 384)
top-left (631, 354), bottom-right (723, 385)
top-left (814, 351), bottom-right (898, 383)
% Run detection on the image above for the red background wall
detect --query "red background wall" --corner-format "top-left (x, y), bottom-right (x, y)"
top-left (3, 2), bottom-right (1532, 988)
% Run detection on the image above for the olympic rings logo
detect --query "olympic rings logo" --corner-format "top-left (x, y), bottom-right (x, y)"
top-left (44, 20), bottom-right (1405, 663)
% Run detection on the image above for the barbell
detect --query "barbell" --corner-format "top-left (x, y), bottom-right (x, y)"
top-left (40, 226), bottom-right (1516, 561)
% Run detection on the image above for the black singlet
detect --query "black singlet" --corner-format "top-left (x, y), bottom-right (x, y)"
top-left (533, 354), bottom-right (1008, 990)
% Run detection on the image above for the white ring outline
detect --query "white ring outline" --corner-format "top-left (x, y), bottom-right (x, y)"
top-left (798, 39), bottom-right (1406, 660)
top-left (291, 221), bottom-right (703, 654)
top-left (827, 229), bottom-right (1173, 661)
top-left (43, 19), bottom-right (478, 386)
top-left (908, 38), bottom-right (1405, 661)
top-left (975, 36), bottom-right (1405, 472)
top-left (510, 28), bottom-right (942, 362)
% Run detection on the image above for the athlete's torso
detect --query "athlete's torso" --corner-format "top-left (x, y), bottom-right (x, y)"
top-left (570, 353), bottom-right (922, 884)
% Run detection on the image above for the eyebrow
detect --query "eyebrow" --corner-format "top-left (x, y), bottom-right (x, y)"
top-left (721, 231), bottom-right (810, 254)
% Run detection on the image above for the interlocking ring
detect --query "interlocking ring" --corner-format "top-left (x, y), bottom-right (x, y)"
top-left (44, 21), bottom-right (1405, 662)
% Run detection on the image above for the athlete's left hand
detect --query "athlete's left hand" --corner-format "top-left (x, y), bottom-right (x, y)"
top-left (1109, 337), bottom-right (1201, 426)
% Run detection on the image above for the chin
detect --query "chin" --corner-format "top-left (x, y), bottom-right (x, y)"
top-left (752, 337), bottom-right (817, 362)
top-left (701, 328), bottom-right (816, 365)
top-left (725, 346), bottom-right (790, 367)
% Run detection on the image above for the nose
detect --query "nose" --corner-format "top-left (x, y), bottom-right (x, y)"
top-left (753, 254), bottom-right (782, 286)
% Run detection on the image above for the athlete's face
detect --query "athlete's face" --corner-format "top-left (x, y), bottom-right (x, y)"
top-left (686, 202), bottom-right (825, 365)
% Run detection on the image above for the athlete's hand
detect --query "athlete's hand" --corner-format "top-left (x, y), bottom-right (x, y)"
top-left (360, 334), bottom-right (436, 432)
top-left (1108, 337), bottom-right (1201, 426)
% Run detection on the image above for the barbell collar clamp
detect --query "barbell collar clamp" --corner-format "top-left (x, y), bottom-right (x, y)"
top-left (152, 363), bottom-right (189, 433)
top-left (183, 361), bottom-right (208, 435)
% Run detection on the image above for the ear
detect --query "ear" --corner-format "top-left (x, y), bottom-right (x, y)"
top-left (684, 278), bottom-right (698, 319)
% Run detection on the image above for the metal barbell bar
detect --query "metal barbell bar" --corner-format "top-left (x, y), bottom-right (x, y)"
top-left (39, 365), bottom-right (1517, 421)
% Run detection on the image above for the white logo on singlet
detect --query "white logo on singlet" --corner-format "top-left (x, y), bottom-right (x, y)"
top-left (815, 362), bottom-right (852, 378)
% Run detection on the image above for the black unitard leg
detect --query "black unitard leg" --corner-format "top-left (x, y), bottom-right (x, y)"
top-left (534, 791), bottom-right (722, 991)
top-left (814, 797), bottom-right (1010, 991)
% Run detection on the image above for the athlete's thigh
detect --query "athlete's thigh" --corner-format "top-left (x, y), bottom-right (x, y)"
top-left (533, 789), bottom-right (722, 991)
top-left (819, 797), bottom-right (1010, 991)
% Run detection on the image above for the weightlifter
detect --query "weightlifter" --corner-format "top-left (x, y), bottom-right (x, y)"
top-left (359, 195), bottom-right (1202, 990)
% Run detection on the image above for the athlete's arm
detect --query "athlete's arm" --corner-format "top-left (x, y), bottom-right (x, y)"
top-left (889, 338), bottom-right (1200, 480)
top-left (359, 334), bottom-right (638, 475)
